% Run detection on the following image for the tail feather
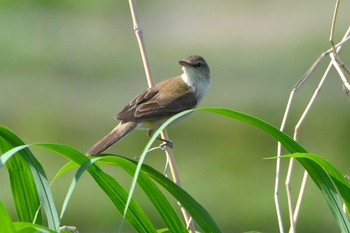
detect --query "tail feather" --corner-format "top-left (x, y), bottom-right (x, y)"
top-left (86, 121), bottom-right (138, 155)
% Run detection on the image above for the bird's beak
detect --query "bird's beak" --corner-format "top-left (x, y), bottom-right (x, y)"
top-left (178, 60), bottom-right (191, 67)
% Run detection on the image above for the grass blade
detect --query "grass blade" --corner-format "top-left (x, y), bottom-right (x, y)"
top-left (2, 106), bottom-right (350, 232)
top-left (49, 154), bottom-right (222, 233)
top-left (0, 126), bottom-right (58, 228)
top-left (126, 158), bottom-right (223, 233)
top-left (35, 143), bottom-right (157, 233)
top-left (14, 222), bottom-right (57, 233)
top-left (198, 107), bottom-right (307, 153)
top-left (122, 110), bottom-right (193, 225)
top-left (196, 107), bottom-right (350, 232)
top-left (0, 200), bottom-right (16, 233)
top-left (280, 153), bottom-right (350, 231)
top-left (131, 107), bottom-right (349, 232)
top-left (96, 156), bottom-right (189, 233)
top-left (58, 159), bottom-right (100, 220)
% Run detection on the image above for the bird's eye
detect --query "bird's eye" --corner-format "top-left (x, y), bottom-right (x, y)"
top-left (194, 62), bottom-right (202, 67)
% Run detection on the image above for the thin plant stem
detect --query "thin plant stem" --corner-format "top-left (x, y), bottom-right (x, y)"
top-left (293, 29), bottom-right (350, 91)
top-left (276, 1), bottom-right (350, 232)
top-left (285, 50), bottom-right (336, 233)
top-left (127, 0), bottom-right (154, 87)
top-left (292, 171), bottom-right (308, 224)
top-left (287, 27), bottom-right (349, 231)
top-left (329, 0), bottom-right (340, 53)
top-left (276, 90), bottom-right (296, 233)
top-left (285, 158), bottom-right (296, 233)
top-left (160, 130), bottom-right (195, 229)
top-left (127, 1), bottom-right (195, 232)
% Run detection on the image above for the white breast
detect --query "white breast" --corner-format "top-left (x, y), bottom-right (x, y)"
top-left (181, 68), bottom-right (210, 102)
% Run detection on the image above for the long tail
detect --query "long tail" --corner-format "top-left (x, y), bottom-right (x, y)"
top-left (86, 121), bottom-right (138, 155)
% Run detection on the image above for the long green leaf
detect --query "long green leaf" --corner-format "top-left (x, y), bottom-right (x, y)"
top-left (58, 158), bottom-right (100, 220)
top-left (0, 126), bottom-right (57, 228)
top-left (125, 158), bottom-right (223, 233)
top-left (0, 145), bottom-right (42, 224)
top-left (121, 107), bottom-right (349, 232)
top-left (116, 109), bottom-right (223, 232)
top-left (280, 153), bottom-right (350, 225)
top-left (51, 154), bottom-right (221, 233)
top-left (35, 143), bottom-right (157, 233)
top-left (0, 200), bottom-right (16, 233)
top-left (198, 107), bottom-right (306, 153)
top-left (2, 106), bottom-right (350, 232)
top-left (196, 107), bottom-right (350, 232)
top-left (53, 155), bottom-right (188, 232)
top-left (1, 129), bottom-right (156, 232)
top-left (14, 222), bottom-right (57, 233)
top-left (96, 156), bottom-right (188, 233)
top-left (122, 110), bottom-right (192, 225)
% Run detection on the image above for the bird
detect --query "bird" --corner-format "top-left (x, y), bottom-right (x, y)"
top-left (86, 55), bottom-right (210, 155)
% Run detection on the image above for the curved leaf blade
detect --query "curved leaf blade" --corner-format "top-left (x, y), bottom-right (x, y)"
top-left (281, 153), bottom-right (350, 230)
top-left (129, 159), bottom-right (223, 233)
top-left (0, 200), bottom-right (16, 233)
top-left (35, 143), bottom-right (157, 233)
top-left (96, 156), bottom-right (189, 233)
top-left (0, 126), bottom-right (56, 228)
top-left (196, 108), bottom-right (350, 232)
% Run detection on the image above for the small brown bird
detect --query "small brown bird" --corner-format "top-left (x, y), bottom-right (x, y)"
top-left (86, 55), bottom-right (210, 155)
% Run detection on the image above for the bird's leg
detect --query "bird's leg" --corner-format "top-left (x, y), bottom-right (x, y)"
top-left (157, 137), bottom-right (174, 149)
top-left (58, 226), bottom-right (79, 233)
top-left (147, 129), bottom-right (174, 148)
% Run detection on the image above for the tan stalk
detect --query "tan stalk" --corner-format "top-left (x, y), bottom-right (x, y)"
top-left (276, 1), bottom-right (350, 232)
top-left (288, 25), bottom-right (350, 233)
top-left (329, 0), bottom-right (340, 54)
top-left (275, 90), bottom-right (295, 233)
top-left (287, 61), bottom-right (332, 233)
top-left (127, 0), bottom-right (195, 232)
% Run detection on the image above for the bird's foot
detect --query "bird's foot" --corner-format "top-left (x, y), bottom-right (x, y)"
top-left (157, 137), bottom-right (174, 149)
top-left (58, 226), bottom-right (79, 233)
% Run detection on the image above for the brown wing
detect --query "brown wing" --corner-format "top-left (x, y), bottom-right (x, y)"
top-left (116, 77), bottom-right (197, 122)
top-left (116, 87), bottom-right (158, 119)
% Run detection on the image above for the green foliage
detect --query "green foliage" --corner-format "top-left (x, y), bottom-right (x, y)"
top-left (0, 127), bottom-right (58, 230)
top-left (0, 124), bottom-right (220, 232)
top-left (0, 201), bottom-right (16, 233)
top-left (1, 107), bottom-right (350, 232)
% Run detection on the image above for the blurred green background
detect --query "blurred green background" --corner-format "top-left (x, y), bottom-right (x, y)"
top-left (1, 0), bottom-right (350, 232)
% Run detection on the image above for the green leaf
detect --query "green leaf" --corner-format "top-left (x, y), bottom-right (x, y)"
top-left (198, 107), bottom-right (306, 153)
top-left (120, 109), bottom-right (223, 232)
top-left (96, 156), bottom-right (189, 233)
top-left (0, 126), bottom-right (53, 227)
top-left (2, 106), bottom-right (350, 233)
top-left (196, 107), bottom-right (350, 232)
top-left (127, 159), bottom-right (223, 233)
top-left (0, 144), bottom-right (42, 225)
top-left (280, 153), bottom-right (350, 229)
top-left (133, 107), bottom-right (349, 232)
top-left (0, 200), bottom-right (16, 233)
top-left (51, 154), bottom-right (221, 233)
top-left (121, 110), bottom-right (193, 227)
top-left (53, 155), bottom-right (188, 232)
top-left (14, 222), bottom-right (58, 233)
top-left (57, 159), bottom-right (95, 220)
top-left (35, 143), bottom-right (157, 233)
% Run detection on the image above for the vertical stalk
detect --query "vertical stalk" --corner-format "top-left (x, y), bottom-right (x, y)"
top-left (127, 0), bottom-right (154, 87)
top-left (127, 1), bottom-right (195, 232)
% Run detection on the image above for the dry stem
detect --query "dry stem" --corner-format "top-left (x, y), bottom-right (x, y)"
top-left (275, 1), bottom-right (350, 232)
top-left (127, 0), bottom-right (195, 232)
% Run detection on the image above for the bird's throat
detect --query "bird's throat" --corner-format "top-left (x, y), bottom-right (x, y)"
top-left (181, 69), bottom-right (210, 102)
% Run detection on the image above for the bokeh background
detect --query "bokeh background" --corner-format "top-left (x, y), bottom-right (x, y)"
top-left (1, 0), bottom-right (350, 232)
